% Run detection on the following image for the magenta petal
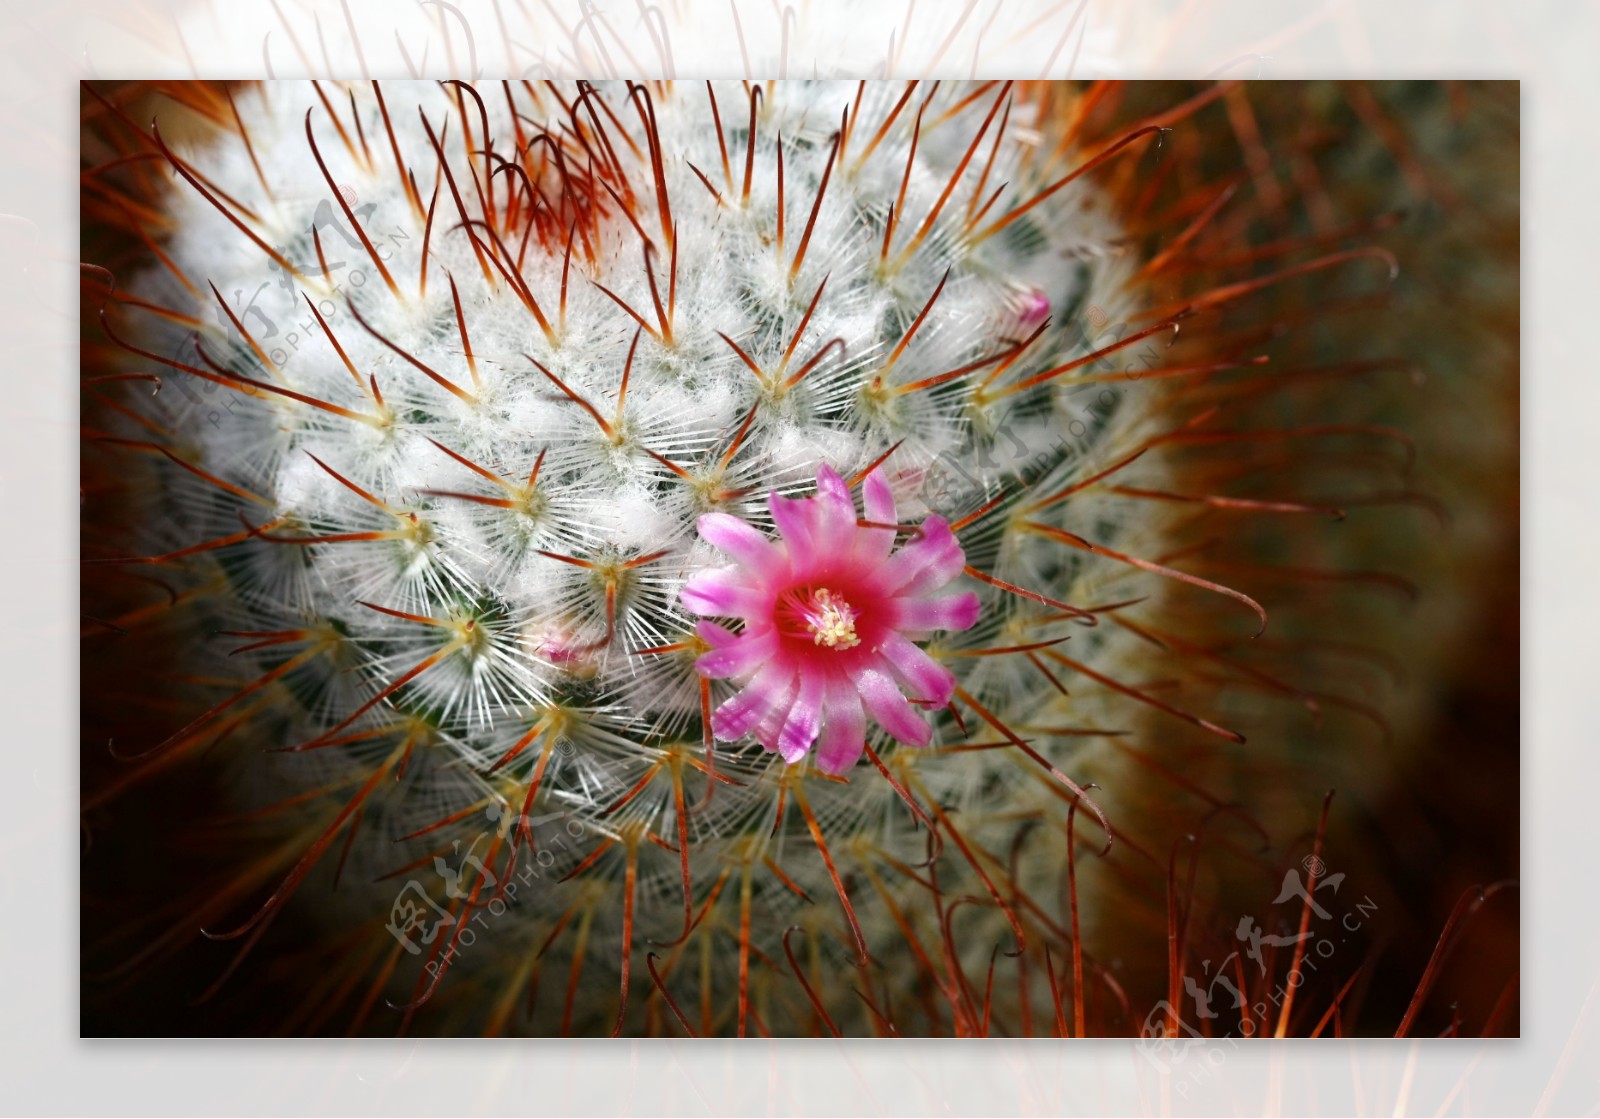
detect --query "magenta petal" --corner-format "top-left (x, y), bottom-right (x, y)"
top-left (868, 516), bottom-right (965, 597)
top-left (853, 662), bottom-right (932, 748)
top-left (888, 590), bottom-right (981, 635)
top-left (769, 491), bottom-right (815, 549)
top-left (878, 632), bottom-right (958, 708)
top-left (814, 464), bottom-right (854, 518)
top-left (815, 674), bottom-right (867, 774)
top-left (712, 661), bottom-right (795, 741)
top-left (807, 465), bottom-right (859, 558)
top-left (694, 627), bottom-right (776, 679)
top-left (694, 620), bottom-right (740, 649)
top-left (681, 567), bottom-right (767, 618)
top-left (753, 700), bottom-right (788, 753)
top-left (862, 469), bottom-right (896, 523)
top-left (698, 512), bottom-right (783, 574)
top-left (857, 469), bottom-right (897, 560)
top-left (776, 668), bottom-right (826, 763)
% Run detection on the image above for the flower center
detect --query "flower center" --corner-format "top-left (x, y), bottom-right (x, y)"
top-left (779, 586), bottom-right (861, 649)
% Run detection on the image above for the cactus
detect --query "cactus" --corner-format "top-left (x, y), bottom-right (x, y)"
top-left (81, 79), bottom-right (1510, 1037)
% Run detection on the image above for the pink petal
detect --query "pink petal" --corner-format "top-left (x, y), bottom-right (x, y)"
top-left (878, 632), bottom-right (958, 707)
top-left (856, 468), bottom-right (897, 560)
top-left (771, 465), bottom-right (858, 567)
top-left (808, 463), bottom-right (860, 559)
top-left (887, 590), bottom-right (981, 635)
top-left (694, 626), bottom-right (777, 680)
top-left (768, 491), bottom-right (814, 553)
top-left (862, 469), bottom-right (896, 522)
top-left (776, 668), bottom-right (826, 763)
top-left (753, 701), bottom-right (788, 753)
top-left (712, 661), bottom-right (795, 741)
top-left (815, 673), bottom-right (867, 774)
top-left (852, 661), bottom-right (932, 748)
top-left (681, 567), bottom-right (768, 618)
top-left (698, 512), bottom-right (783, 575)
top-left (814, 463), bottom-right (854, 515)
top-left (867, 515), bottom-right (965, 597)
top-left (695, 620), bottom-right (741, 649)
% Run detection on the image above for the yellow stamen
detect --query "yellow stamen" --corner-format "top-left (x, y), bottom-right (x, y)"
top-left (805, 588), bottom-right (860, 649)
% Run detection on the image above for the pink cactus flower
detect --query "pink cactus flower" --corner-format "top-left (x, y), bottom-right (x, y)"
top-left (682, 465), bottom-right (981, 774)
